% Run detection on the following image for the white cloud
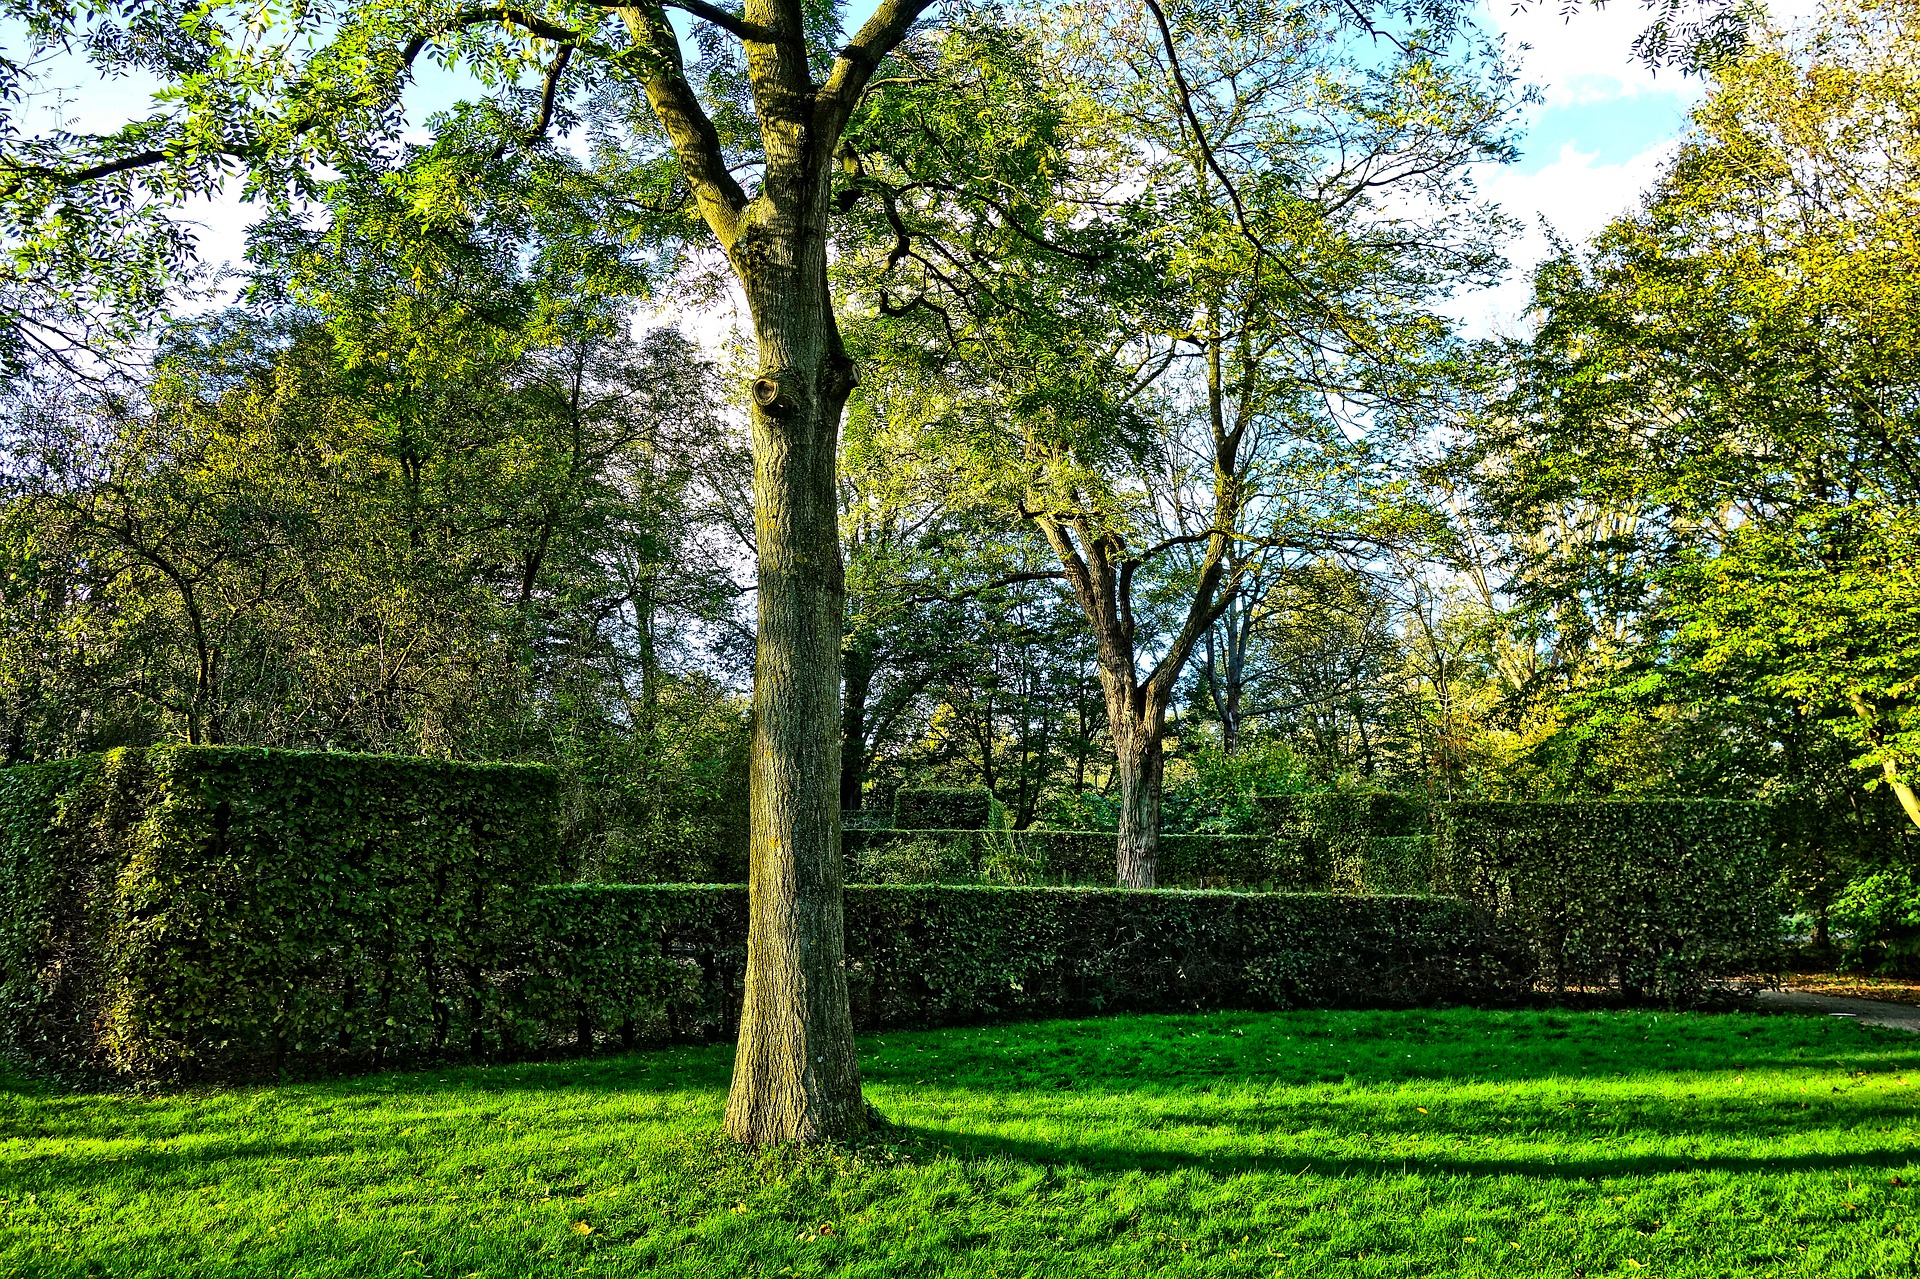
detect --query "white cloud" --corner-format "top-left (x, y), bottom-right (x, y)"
top-left (1483, 0), bottom-right (1682, 109)
top-left (1483, 0), bottom-right (1827, 110)
top-left (1451, 137), bottom-right (1680, 338)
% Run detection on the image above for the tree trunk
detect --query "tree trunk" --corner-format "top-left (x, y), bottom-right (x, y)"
top-left (613, 0), bottom-right (975, 1144)
top-left (840, 642), bottom-right (875, 811)
top-left (1112, 710), bottom-right (1165, 887)
top-left (720, 182), bottom-right (866, 1148)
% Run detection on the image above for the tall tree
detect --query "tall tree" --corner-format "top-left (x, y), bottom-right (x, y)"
top-left (0, 0), bottom-right (977, 1141)
top-left (1477, 0), bottom-right (1920, 829)
top-left (840, 0), bottom-right (1514, 883)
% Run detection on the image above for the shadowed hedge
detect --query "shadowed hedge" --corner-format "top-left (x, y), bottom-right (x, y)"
top-left (0, 747), bottom-right (558, 1080)
top-left (1435, 800), bottom-right (1783, 1004)
top-left (522, 884), bottom-right (1521, 1051)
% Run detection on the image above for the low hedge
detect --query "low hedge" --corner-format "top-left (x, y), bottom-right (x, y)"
top-left (892, 787), bottom-right (1000, 831)
top-left (525, 884), bottom-right (1521, 1047)
top-left (842, 827), bottom-right (1315, 889)
top-left (1435, 800), bottom-right (1782, 1003)
top-left (0, 746), bottom-right (557, 1080)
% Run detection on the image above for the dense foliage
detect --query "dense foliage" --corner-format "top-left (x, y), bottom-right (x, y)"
top-left (1436, 801), bottom-right (1783, 1003)
top-left (0, 747), bottom-right (557, 1079)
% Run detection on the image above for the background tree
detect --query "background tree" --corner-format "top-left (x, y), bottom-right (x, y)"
top-left (840, 0), bottom-right (1516, 883)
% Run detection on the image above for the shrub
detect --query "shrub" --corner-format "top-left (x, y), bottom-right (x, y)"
top-left (1004, 828), bottom-right (1110, 882)
top-left (893, 787), bottom-right (1001, 831)
top-left (0, 746), bottom-right (557, 1080)
top-left (1355, 836), bottom-right (1434, 896)
top-left (1246, 791), bottom-right (1432, 891)
top-left (840, 808), bottom-right (892, 832)
top-left (1435, 800), bottom-right (1782, 1004)
top-left (525, 884), bottom-right (1520, 1046)
top-left (1829, 864), bottom-right (1920, 975)
top-left (848, 831), bottom-right (979, 884)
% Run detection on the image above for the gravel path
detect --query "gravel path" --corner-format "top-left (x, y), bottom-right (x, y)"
top-left (1756, 989), bottom-right (1920, 1033)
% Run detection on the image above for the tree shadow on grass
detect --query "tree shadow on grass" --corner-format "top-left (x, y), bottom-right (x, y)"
top-left (902, 1124), bottom-right (1920, 1182)
top-left (857, 1007), bottom-right (1920, 1092)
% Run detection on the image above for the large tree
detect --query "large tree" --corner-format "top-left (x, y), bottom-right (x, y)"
top-left (1477, 0), bottom-right (1920, 829)
top-left (2, 0), bottom-right (964, 1141)
top-left (839, 0), bottom-right (1514, 884)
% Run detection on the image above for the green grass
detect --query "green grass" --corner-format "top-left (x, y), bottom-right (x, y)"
top-left (2, 1008), bottom-right (1917, 1278)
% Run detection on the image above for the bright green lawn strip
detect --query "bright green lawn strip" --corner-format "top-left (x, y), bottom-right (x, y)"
top-left (0, 1008), bottom-right (1915, 1278)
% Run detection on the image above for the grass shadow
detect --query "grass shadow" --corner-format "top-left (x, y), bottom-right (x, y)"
top-left (903, 1124), bottom-right (1920, 1181)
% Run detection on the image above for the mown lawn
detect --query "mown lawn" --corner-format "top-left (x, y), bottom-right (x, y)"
top-left (1, 1007), bottom-right (1915, 1278)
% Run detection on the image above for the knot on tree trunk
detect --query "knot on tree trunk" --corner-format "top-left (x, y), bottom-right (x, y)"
top-left (753, 375), bottom-right (796, 418)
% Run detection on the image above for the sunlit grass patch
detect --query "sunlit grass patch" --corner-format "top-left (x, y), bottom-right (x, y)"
top-left (1, 1007), bottom-right (1915, 1277)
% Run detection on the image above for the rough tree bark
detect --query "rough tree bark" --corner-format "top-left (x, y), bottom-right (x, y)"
top-left (612, 0), bottom-right (936, 1144)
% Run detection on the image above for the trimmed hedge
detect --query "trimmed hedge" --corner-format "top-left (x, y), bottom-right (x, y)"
top-left (0, 746), bottom-right (557, 1080)
top-left (1251, 790), bottom-right (1429, 838)
top-left (892, 787), bottom-right (1000, 831)
top-left (0, 757), bottom-right (111, 1066)
top-left (842, 827), bottom-right (1314, 889)
top-left (1024, 829), bottom-right (1317, 889)
top-left (526, 884), bottom-right (1520, 1045)
top-left (1435, 800), bottom-right (1782, 1003)
top-left (2, 750), bottom-right (1784, 1080)
top-left (1250, 791), bottom-right (1432, 891)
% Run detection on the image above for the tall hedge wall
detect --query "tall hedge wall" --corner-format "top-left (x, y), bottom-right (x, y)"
top-left (0, 747), bottom-right (557, 1079)
top-left (0, 757), bottom-right (111, 1066)
top-left (526, 885), bottom-right (1519, 1048)
top-left (1435, 800), bottom-right (1782, 1003)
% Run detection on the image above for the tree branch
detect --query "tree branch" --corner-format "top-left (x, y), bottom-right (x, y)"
top-left (658, 0), bottom-right (779, 42)
top-left (2, 6), bottom-right (590, 197)
top-left (818, 0), bottom-right (940, 131)
top-left (617, 2), bottom-right (750, 244)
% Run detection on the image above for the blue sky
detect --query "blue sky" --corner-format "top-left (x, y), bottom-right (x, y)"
top-left (12, 0), bottom-right (1811, 337)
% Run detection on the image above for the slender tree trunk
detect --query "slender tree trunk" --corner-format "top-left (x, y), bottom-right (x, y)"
top-left (840, 642), bottom-right (875, 811)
